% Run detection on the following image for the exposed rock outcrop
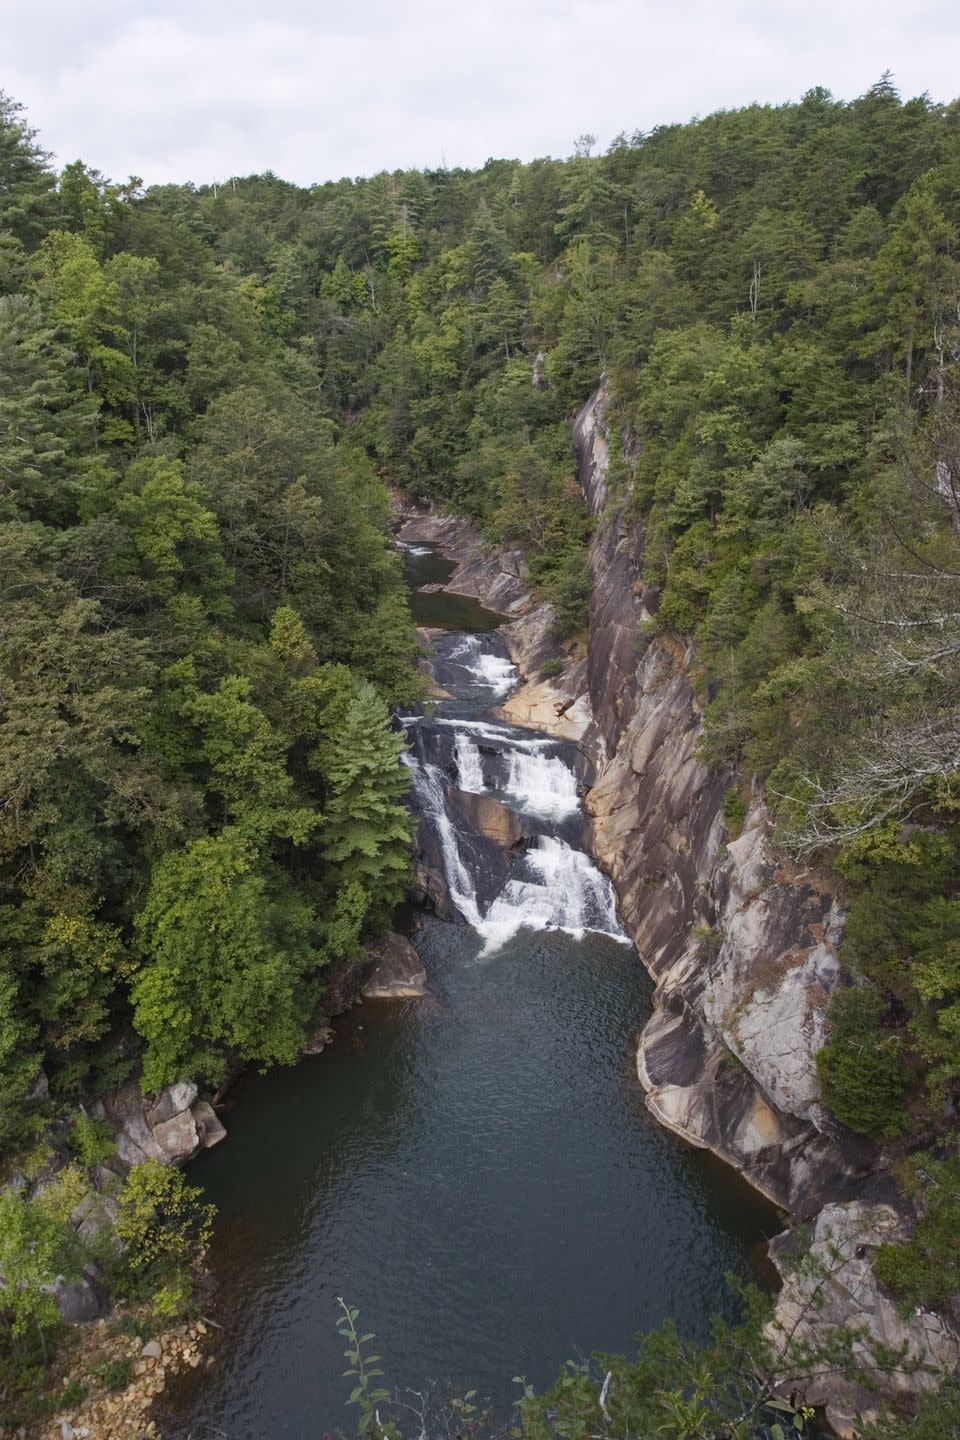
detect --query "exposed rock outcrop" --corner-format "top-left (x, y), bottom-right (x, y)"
top-left (564, 384), bottom-right (882, 1212)
top-left (103, 1078), bottom-right (226, 1169)
top-left (769, 1201), bottom-right (960, 1436)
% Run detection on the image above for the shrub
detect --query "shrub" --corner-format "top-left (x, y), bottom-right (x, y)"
top-left (68, 1112), bottom-right (115, 1167)
top-left (874, 1154), bottom-right (960, 1309)
top-left (115, 1160), bottom-right (214, 1314)
top-left (722, 787), bottom-right (748, 838)
top-left (95, 1357), bottom-right (132, 1391)
top-left (816, 983), bottom-right (910, 1135)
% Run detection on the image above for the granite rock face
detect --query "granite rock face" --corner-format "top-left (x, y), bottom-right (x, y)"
top-left (769, 1201), bottom-right (960, 1436)
top-left (567, 384), bottom-right (879, 1212)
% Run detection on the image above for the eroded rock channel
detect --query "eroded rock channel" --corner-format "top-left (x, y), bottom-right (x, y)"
top-left (159, 525), bottom-right (778, 1439)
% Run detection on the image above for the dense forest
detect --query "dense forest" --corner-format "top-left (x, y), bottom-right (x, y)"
top-left (3, 73), bottom-right (960, 1432)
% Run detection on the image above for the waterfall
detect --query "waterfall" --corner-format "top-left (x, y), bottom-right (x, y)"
top-left (406, 713), bottom-right (628, 955)
top-left (454, 733), bottom-right (486, 793)
top-left (447, 635), bottom-right (516, 699)
top-left (504, 749), bottom-right (579, 821)
top-left (479, 838), bottom-right (625, 953)
top-left (406, 759), bottom-right (485, 931)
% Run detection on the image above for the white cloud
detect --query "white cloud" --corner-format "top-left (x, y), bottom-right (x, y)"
top-left (5, 0), bottom-right (960, 187)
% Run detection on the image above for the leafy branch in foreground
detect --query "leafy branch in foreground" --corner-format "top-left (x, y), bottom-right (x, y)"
top-left (336, 1297), bottom-right (396, 1439)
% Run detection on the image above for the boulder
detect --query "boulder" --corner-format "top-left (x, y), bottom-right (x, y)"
top-left (448, 789), bottom-right (534, 850)
top-left (362, 932), bottom-right (427, 1000)
top-left (104, 1082), bottom-right (168, 1166)
top-left (192, 1100), bottom-right (227, 1150)
top-left (51, 1275), bottom-right (103, 1324)
top-left (26, 1067), bottom-right (49, 1102)
top-left (146, 1080), bottom-right (198, 1129)
top-left (302, 1025), bottom-right (335, 1056)
top-left (152, 1108), bottom-right (199, 1162)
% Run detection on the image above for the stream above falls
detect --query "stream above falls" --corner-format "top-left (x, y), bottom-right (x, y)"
top-left (160, 542), bottom-right (779, 1439)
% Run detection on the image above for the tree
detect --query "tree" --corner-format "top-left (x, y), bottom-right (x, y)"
top-left (0, 91), bottom-right (58, 247)
top-left (132, 828), bottom-right (321, 1088)
top-left (115, 1159), bottom-right (214, 1315)
top-left (0, 1180), bottom-right (82, 1351)
top-left (0, 294), bottom-right (98, 520)
top-left (311, 672), bottom-right (413, 928)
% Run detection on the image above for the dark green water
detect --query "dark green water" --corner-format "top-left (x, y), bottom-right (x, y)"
top-left (400, 541), bottom-right (508, 630)
top-left (162, 921), bottom-right (776, 1438)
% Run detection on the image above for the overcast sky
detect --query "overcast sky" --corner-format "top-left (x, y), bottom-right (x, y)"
top-left (6, 0), bottom-right (960, 189)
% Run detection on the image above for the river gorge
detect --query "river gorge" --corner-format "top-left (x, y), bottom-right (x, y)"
top-left (159, 530), bottom-right (779, 1438)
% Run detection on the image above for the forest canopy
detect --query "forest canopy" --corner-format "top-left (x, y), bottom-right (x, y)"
top-left (3, 76), bottom-right (960, 1430)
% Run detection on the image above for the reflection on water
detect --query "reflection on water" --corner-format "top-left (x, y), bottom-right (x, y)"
top-left (400, 541), bottom-right (507, 630)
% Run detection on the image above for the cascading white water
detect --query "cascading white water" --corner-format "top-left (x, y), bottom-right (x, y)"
top-left (454, 733), bottom-right (486, 793)
top-left (407, 724), bottom-right (628, 955)
top-left (405, 758), bottom-right (485, 931)
top-left (478, 837), bottom-right (626, 953)
top-left (447, 635), bottom-right (517, 699)
top-left (504, 748), bottom-right (579, 820)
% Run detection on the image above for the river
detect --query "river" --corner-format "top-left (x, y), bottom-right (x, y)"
top-left (160, 541), bottom-right (778, 1439)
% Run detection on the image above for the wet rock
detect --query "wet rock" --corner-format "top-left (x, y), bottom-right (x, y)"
top-left (448, 789), bottom-right (535, 850)
top-left (302, 1024), bottom-right (335, 1055)
top-left (362, 933), bottom-right (427, 999)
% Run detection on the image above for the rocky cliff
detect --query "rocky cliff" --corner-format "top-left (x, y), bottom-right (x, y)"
top-left (397, 384), bottom-right (960, 1428)
top-left (400, 392), bottom-right (874, 1215)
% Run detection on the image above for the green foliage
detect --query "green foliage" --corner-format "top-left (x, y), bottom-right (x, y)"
top-left (336, 1299), bottom-right (396, 1439)
top-left (722, 788), bottom-right (748, 838)
top-left (815, 829), bottom-right (960, 1134)
top-left (873, 1154), bottom-right (960, 1309)
top-left (0, 88), bottom-right (422, 1128)
top-left (67, 1110), bottom-right (116, 1166)
top-left (132, 829), bottom-right (320, 1089)
top-left (0, 1170), bottom-right (83, 1351)
top-left (95, 1356), bottom-right (133, 1390)
top-left (115, 1159), bottom-right (214, 1315)
top-left (816, 982), bottom-right (910, 1135)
